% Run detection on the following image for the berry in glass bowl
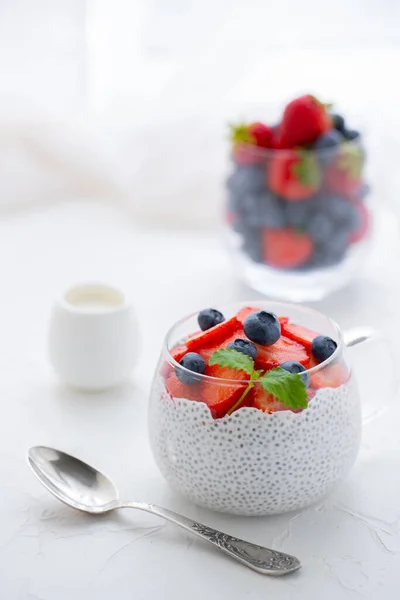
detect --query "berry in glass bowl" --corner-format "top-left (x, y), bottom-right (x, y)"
top-left (225, 95), bottom-right (371, 301)
top-left (147, 301), bottom-right (386, 516)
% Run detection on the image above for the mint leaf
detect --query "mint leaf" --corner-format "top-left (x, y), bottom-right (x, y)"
top-left (209, 348), bottom-right (254, 376)
top-left (251, 369), bottom-right (263, 380)
top-left (259, 367), bottom-right (308, 410)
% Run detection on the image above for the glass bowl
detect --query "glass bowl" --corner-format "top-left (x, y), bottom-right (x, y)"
top-left (224, 138), bottom-right (371, 301)
top-left (148, 301), bottom-right (366, 516)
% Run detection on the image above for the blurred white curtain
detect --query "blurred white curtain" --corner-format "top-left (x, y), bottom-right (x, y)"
top-left (0, 0), bottom-right (399, 226)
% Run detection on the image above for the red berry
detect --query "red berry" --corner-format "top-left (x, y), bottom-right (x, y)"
top-left (268, 150), bottom-right (321, 201)
top-left (310, 363), bottom-right (350, 390)
top-left (263, 228), bottom-right (314, 269)
top-left (248, 122), bottom-right (274, 148)
top-left (324, 145), bottom-right (364, 198)
top-left (279, 94), bottom-right (332, 148)
top-left (202, 364), bottom-right (251, 418)
top-left (254, 336), bottom-right (309, 372)
top-left (165, 373), bottom-right (201, 401)
top-left (280, 322), bottom-right (318, 351)
top-left (252, 385), bottom-right (288, 413)
top-left (186, 316), bottom-right (241, 352)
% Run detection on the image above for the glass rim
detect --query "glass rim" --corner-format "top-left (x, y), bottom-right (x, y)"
top-left (164, 300), bottom-right (344, 385)
top-left (230, 137), bottom-right (362, 161)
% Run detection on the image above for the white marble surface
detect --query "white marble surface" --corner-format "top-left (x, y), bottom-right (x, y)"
top-left (1, 201), bottom-right (400, 599)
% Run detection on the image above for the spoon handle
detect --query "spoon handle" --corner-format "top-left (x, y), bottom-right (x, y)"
top-left (119, 501), bottom-right (300, 576)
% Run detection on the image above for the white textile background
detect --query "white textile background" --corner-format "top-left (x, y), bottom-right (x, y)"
top-left (0, 0), bottom-right (399, 227)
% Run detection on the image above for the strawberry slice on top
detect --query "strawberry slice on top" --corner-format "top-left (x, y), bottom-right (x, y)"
top-left (186, 316), bottom-right (241, 352)
top-left (280, 322), bottom-right (318, 351)
top-left (202, 364), bottom-right (251, 419)
top-left (254, 336), bottom-right (309, 371)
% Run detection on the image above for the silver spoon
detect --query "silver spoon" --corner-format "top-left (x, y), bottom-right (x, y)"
top-left (28, 446), bottom-right (300, 576)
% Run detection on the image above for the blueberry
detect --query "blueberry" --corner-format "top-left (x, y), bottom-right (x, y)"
top-left (226, 165), bottom-right (266, 195)
top-left (311, 335), bottom-right (337, 362)
top-left (228, 338), bottom-right (258, 360)
top-left (331, 113), bottom-right (346, 133)
top-left (227, 189), bottom-right (241, 213)
top-left (176, 352), bottom-right (206, 385)
top-left (241, 227), bottom-right (263, 263)
top-left (314, 129), bottom-right (343, 150)
top-left (280, 360), bottom-right (310, 388)
top-left (243, 311), bottom-right (281, 346)
top-left (342, 129), bottom-right (360, 141)
top-left (324, 195), bottom-right (359, 229)
top-left (198, 308), bottom-right (225, 331)
top-left (284, 197), bottom-right (315, 228)
top-left (307, 211), bottom-right (335, 244)
top-left (237, 191), bottom-right (285, 228)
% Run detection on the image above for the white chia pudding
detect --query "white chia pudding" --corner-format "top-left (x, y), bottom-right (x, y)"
top-left (149, 377), bottom-right (361, 516)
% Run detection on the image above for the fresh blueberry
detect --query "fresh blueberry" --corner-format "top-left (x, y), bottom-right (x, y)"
top-left (314, 129), bottom-right (343, 150)
top-left (237, 191), bottom-right (285, 228)
top-left (314, 129), bottom-right (343, 164)
top-left (331, 113), bottom-right (346, 133)
top-left (198, 308), bottom-right (225, 331)
top-left (307, 211), bottom-right (335, 244)
top-left (243, 311), bottom-right (281, 346)
top-left (312, 232), bottom-right (349, 268)
top-left (311, 335), bottom-right (337, 362)
top-left (342, 129), bottom-right (360, 141)
top-left (227, 189), bottom-right (241, 213)
top-left (228, 338), bottom-right (258, 360)
top-left (323, 195), bottom-right (359, 229)
top-left (226, 165), bottom-right (266, 195)
top-left (241, 227), bottom-right (263, 263)
top-left (176, 352), bottom-right (206, 385)
top-left (284, 197), bottom-right (315, 228)
top-left (280, 360), bottom-right (310, 388)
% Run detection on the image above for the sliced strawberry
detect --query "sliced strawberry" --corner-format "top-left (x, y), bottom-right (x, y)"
top-left (310, 363), bottom-right (350, 390)
top-left (268, 151), bottom-right (321, 201)
top-left (263, 228), bottom-right (314, 269)
top-left (165, 373), bottom-right (202, 402)
top-left (186, 316), bottom-right (241, 352)
top-left (254, 336), bottom-right (309, 371)
top-left (202, 364), bottom-right (250, 419)
top-left (236, 306), bottom-right (289, 326)
top-left (196, 331), bottom-right (247, 363)
top-left (171, 345), bottom-right (188, 362)
top-left (281, 322), bottom-right (318, 351)
top-left (252, 385), bottom-right (287, 413)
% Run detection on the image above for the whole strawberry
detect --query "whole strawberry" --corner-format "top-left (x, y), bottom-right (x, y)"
top-left (324, 144), bottom-right (364, 199)
top-left (230, 122), bottom-right (274, 165)
top-left (279, 95), bottom-right (332, 148)
top-left (268, 150), bottom-right (321, 201)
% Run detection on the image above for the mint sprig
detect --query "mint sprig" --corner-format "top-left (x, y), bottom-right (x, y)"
top-left (209, 348), bottom-right (308, 414)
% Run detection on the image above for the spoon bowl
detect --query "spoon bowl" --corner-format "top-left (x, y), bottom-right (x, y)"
top-left (28, 445), bottom-right (301, 576)
top-left (28, 446), bottom-right (119, 513)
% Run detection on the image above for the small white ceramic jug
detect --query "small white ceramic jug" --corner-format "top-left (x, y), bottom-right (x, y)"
top-left (48, 283), bottom-right (139, 390)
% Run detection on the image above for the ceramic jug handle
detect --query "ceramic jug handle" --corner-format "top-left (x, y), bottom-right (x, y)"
top-left (344, 327), bottom-right (396, 423)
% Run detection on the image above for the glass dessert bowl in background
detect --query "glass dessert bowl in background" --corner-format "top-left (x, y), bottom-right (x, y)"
top-left (224, 95), bottom-right (371, 301)
top-left (148, 301), bottom-right (385, 517)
